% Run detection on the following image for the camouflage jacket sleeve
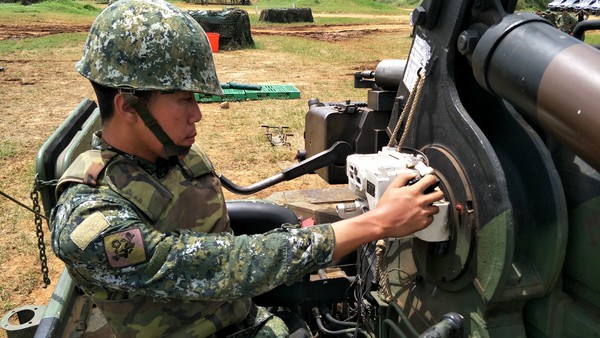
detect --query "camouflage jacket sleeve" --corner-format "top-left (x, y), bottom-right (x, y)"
top-left (50, 183), bottom-right (335, 301)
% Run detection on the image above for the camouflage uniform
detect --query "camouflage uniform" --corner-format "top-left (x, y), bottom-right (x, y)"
top-left (539, 10), bottom-right (558, 28)
top-left (50, 133), bottom-right (335, 337)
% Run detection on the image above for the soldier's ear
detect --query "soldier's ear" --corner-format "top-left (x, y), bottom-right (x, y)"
top-left (113, 93), bottom-right (139, 124)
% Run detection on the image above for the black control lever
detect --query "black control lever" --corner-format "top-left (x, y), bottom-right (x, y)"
top-left (407, 173), bottom-right (439, 194)
top-left (219, 141), bottom-right (354, 195)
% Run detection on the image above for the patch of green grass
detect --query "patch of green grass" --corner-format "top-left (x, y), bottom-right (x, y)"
top-left (0, 141), bottom-right (17, 159)
top-left (0, 206), bottom-right (21, 233)
top-left (21, 164), bottom-right (39, 195)
top-left (258, 32), bottom-right (411, 65)
top-left (250, 15), bottom-right (393, 27)
top-left (0, 32), bottom-right (86, 55)
top-left (257, 35), bottom-right (342, 62)
top-left (248, 0), bottom-right (409, 13)
top-left (256, 108), bottom-right (304, 140)
top-left (0, 0), bottom-right (100, 16)
top-left (585, 32), bottom-right (600, 44)
top-left (18, 232), bottom-right (38, 256)
top-left (0, 286), bottom-right (14, 313)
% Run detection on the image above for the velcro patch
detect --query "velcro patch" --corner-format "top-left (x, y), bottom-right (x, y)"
top-left (70, 212), bottom-right (110, 251)
top-left (103, 228), bottom-right (147, 268)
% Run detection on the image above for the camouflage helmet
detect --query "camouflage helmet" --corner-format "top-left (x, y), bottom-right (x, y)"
top-left (76, 0), bottom-right (222, 95)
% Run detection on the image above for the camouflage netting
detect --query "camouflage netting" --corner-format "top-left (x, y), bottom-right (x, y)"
top-left (259, 8), bottom-right (313, 23)
top-left (187, 8), bottom-right (254, 51)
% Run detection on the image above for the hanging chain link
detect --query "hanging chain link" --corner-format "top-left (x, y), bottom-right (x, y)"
top-left (31, 174), bottom-right (53, 287)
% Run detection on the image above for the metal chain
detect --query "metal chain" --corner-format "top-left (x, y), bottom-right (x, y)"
top-left (31, 175), bottom-right (51, 287)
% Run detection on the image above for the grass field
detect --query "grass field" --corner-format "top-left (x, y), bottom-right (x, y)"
top-left (0, 0), bottom-right (599, 337)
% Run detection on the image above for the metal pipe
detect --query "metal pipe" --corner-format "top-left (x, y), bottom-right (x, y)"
top-left (311, 307), bottom-right (370, 338)
top-left (219, 141), bottom-right (352, 195)
top-left (472, 13), bottom-right (600, 171)
top-left (319, 304), bottom-right (358, 328)
top-left (572, 19), bottom-right (600, 41)
top-left (382, 319), bottom-right (410, 338)
top-left (386, 302), bottom-right (420, 337)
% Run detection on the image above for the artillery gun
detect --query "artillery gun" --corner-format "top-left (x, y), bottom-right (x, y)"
top-left (2, 0), bottom-right (600, 337)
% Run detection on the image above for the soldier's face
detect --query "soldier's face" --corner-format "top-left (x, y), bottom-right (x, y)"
top-left (144, 91), bottom-right (202, 158)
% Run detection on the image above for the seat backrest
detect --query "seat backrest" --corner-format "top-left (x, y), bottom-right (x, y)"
top-left (226, 199), bottom-right (299, 234)
top-left (226, 199), bottom-right (310, 307)
top-left (35, 99), bottom-right (100, 218)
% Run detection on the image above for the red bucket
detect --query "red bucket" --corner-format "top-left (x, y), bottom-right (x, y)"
top-left (206, 32), bottom-right (220, 53)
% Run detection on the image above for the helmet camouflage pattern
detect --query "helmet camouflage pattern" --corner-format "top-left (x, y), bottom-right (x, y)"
top-left (76, 0), bottom-right (222, 95)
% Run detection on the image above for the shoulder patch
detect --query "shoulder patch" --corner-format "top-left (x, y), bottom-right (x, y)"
top-left (70, 211), bottom-right (110, 251)
top-left (103, 228), bottom-right (147, 268)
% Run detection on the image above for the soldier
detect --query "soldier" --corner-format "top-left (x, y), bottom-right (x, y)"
top-left (576, 9), bottom-right (590, 22)
top-left (49, 0), bottom-right (443, 337)
top-left (539, 9), bottom-right (558, 27)
top-left (556, 10), bottom-right (578, 34)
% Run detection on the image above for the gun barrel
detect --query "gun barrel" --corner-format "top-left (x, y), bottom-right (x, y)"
top-left (472, 13), bottom-right (600, 171)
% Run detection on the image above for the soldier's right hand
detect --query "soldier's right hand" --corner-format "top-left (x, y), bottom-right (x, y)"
top-left (372, 173), bottom-right (444, 238)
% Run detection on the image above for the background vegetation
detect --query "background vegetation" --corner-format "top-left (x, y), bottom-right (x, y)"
top-left (0, 0), bottom-right (551, 11)
top-left (0, 1), bottom-right (598, 337)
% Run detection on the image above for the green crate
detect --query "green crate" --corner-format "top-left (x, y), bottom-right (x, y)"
top-left (195, 89), bottom-right (246, 102)
top-left (195, 84), bottom-right (301, 102)
top-left (244, 84), bottom-right (301, 100)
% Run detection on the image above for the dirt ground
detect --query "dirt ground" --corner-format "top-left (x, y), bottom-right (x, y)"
top-left (0, 22), bottom-right (91, 40)
top-left (0, 19), bottom-right (409, 41)
top-left (0, 6), bottom-right (412, 334)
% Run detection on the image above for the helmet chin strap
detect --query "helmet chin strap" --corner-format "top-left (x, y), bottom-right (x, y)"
top-left (121, 92), bottom-right (191, 160)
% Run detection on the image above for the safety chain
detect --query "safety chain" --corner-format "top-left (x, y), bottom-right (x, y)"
top-left (31, 174), bottom-right (55, 287)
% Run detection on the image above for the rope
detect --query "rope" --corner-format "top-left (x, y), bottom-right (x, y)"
top-left (387, 69), bottom-right (428, 149)
top-left (398, 69), bottom-right (427, 150)
top-left (388, 79), bottom-right (418, 147)
top-left (377, 69), bottom-right (428, 304)
top-left (375, 239), bottom-right (393, 302)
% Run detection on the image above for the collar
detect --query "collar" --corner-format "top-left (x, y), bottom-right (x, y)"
top-left (93, 130), bottom-right (180, 178)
